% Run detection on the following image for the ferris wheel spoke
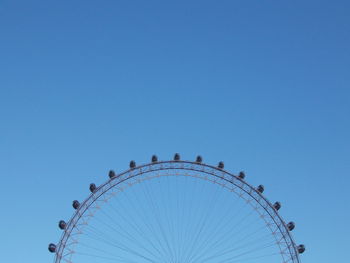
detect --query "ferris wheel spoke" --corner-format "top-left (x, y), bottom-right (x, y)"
top-left (84, 209), bottom-right (161, 260)
top-left (182, 175), bottom-right (224, 262)
top-left (185, 185), bottom-right (247, 262)
top-left (197, 240), bottom-right (276, 263)
top-left (184, 184), bottom-right (226, 262)
top-left (216, 242), bottom-right (278, 263)
top-left (212, 215), bottom-right (266, 251)
top-left (81, 224), bottom-right (156, 259)
top-left (178, 174), bottom-right (200, 262)
top-left (211, 229), bottom-right (273, 262)
top-left (188, 196), bottom-right (275, 261)
top-left (156, 174), bottom-right (177, 262)
top-left (74, 251), bottom-right (142, 263)
top-left (188, 189), bottom-right (242, 252)
top-left (103, 191), bottom-right (167, 261)
top-left (166, 174), bottom-right (180, 262)
top-left (178, 176), bottom-right (199, 261)
top-left (188, 204), bottom-right (249, 261)
top-left (192, 211), bottom-right (254, 260)
top-left (173, 174), bottom-right (182, 261)
top-left (211, 233), bottom-right (276, 261)
top-left (140, 180), bottom-right (175, 260)
top-left (181, 175), bottom-right (248, 263)
top-left (140, 175), bottom-right (176, 262)
top-left (76, 241), bottom-right (144, 263)
top-left (99, 206), bottom-right (150, 245)
top-left (79, 229), bottom-right (155, 262)
top-left (190, 223), bottom-right (272, 263)
top-left (202, 208), bottom-right (258, 254)
top-left (121, 180), bottom-right (172, 261)
top-left (216, 251), bottom-right (281, 263)
top-left (82, 211), bottom-right (170, 263)
top-left (181, 174), bottom-right (206, 262)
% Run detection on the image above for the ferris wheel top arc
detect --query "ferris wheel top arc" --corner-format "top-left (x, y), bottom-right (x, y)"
top-left (48, 153), bottom-right (306, 263)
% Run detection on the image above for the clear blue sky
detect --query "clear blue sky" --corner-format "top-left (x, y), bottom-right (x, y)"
top-left (0, 0), bottom-right (349, 262)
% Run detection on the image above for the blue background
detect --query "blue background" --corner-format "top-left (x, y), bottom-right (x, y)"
top-left (0, 0), bottom-right (349, 262)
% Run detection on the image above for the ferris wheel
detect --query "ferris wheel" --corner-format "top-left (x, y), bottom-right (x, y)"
top-left (48, 154), bottom-right (305, 263)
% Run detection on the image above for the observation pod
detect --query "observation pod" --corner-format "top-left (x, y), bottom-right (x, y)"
top-left (174, 153), bottom-right (180, 161)
top-left (89, 183), bottom-right (97, 193)
top-left (238, 171), bottom-right (246, 179)
top-left (58, 220), bottom-right (66, 230)
top-left (257, 185), bottom-right (265, 193)
top-left (298, 244), bottom-right (306, 254)
top-left (196, 155), bottom-right (202, 163)
top-left (48, 243), bottom-right (56, 253)
top-left (129, 160), bottom-right (136, 169)
top-left (287, 221), bottom-right (295, 231)
top-left (151, 155), bottom-right (158, 163)
top-left (218, 161), bottom-right (224, 169)
top-left (72, 200), bottom-right (80, 210)
top-left (273, 201), bottom-right (281, 211)
top-left (108, 170), bottom-right (116, 179)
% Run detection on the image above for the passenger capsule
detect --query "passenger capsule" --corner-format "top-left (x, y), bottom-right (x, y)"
top-left (257, 185), bottom-right (264, 193)
top-left (129, 160), bottom-right (136, 169)
top-left (297, 244), bottom-right (306, 254)
top-left (89, 183), bottom-right (97, 193)
top-left (287, 221), bottom-right (295, 231)
top-left (218, 161), bottom-right (224, 169)
top-left (151, 155), bottom-right (158, 163)
top-left (58, 220), bottom-right (66, 230)
top-left (174, 153), bottom-right (180, 161)
top-left (196, 155), bottom-right (202, 163)
top-left (48, 243), bottom-right (56, 253)
top-left (238, 171), bottom-right (246, 179)
top-left (273, 201), bottom-right (281, 211)
top-left (72, 200), bottom-right (80, 210)
top-left (108, 170), bottom-right (116, 179)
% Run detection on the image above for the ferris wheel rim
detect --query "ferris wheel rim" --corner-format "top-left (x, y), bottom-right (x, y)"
top-left (51, 159), bottom-right (303, 263)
